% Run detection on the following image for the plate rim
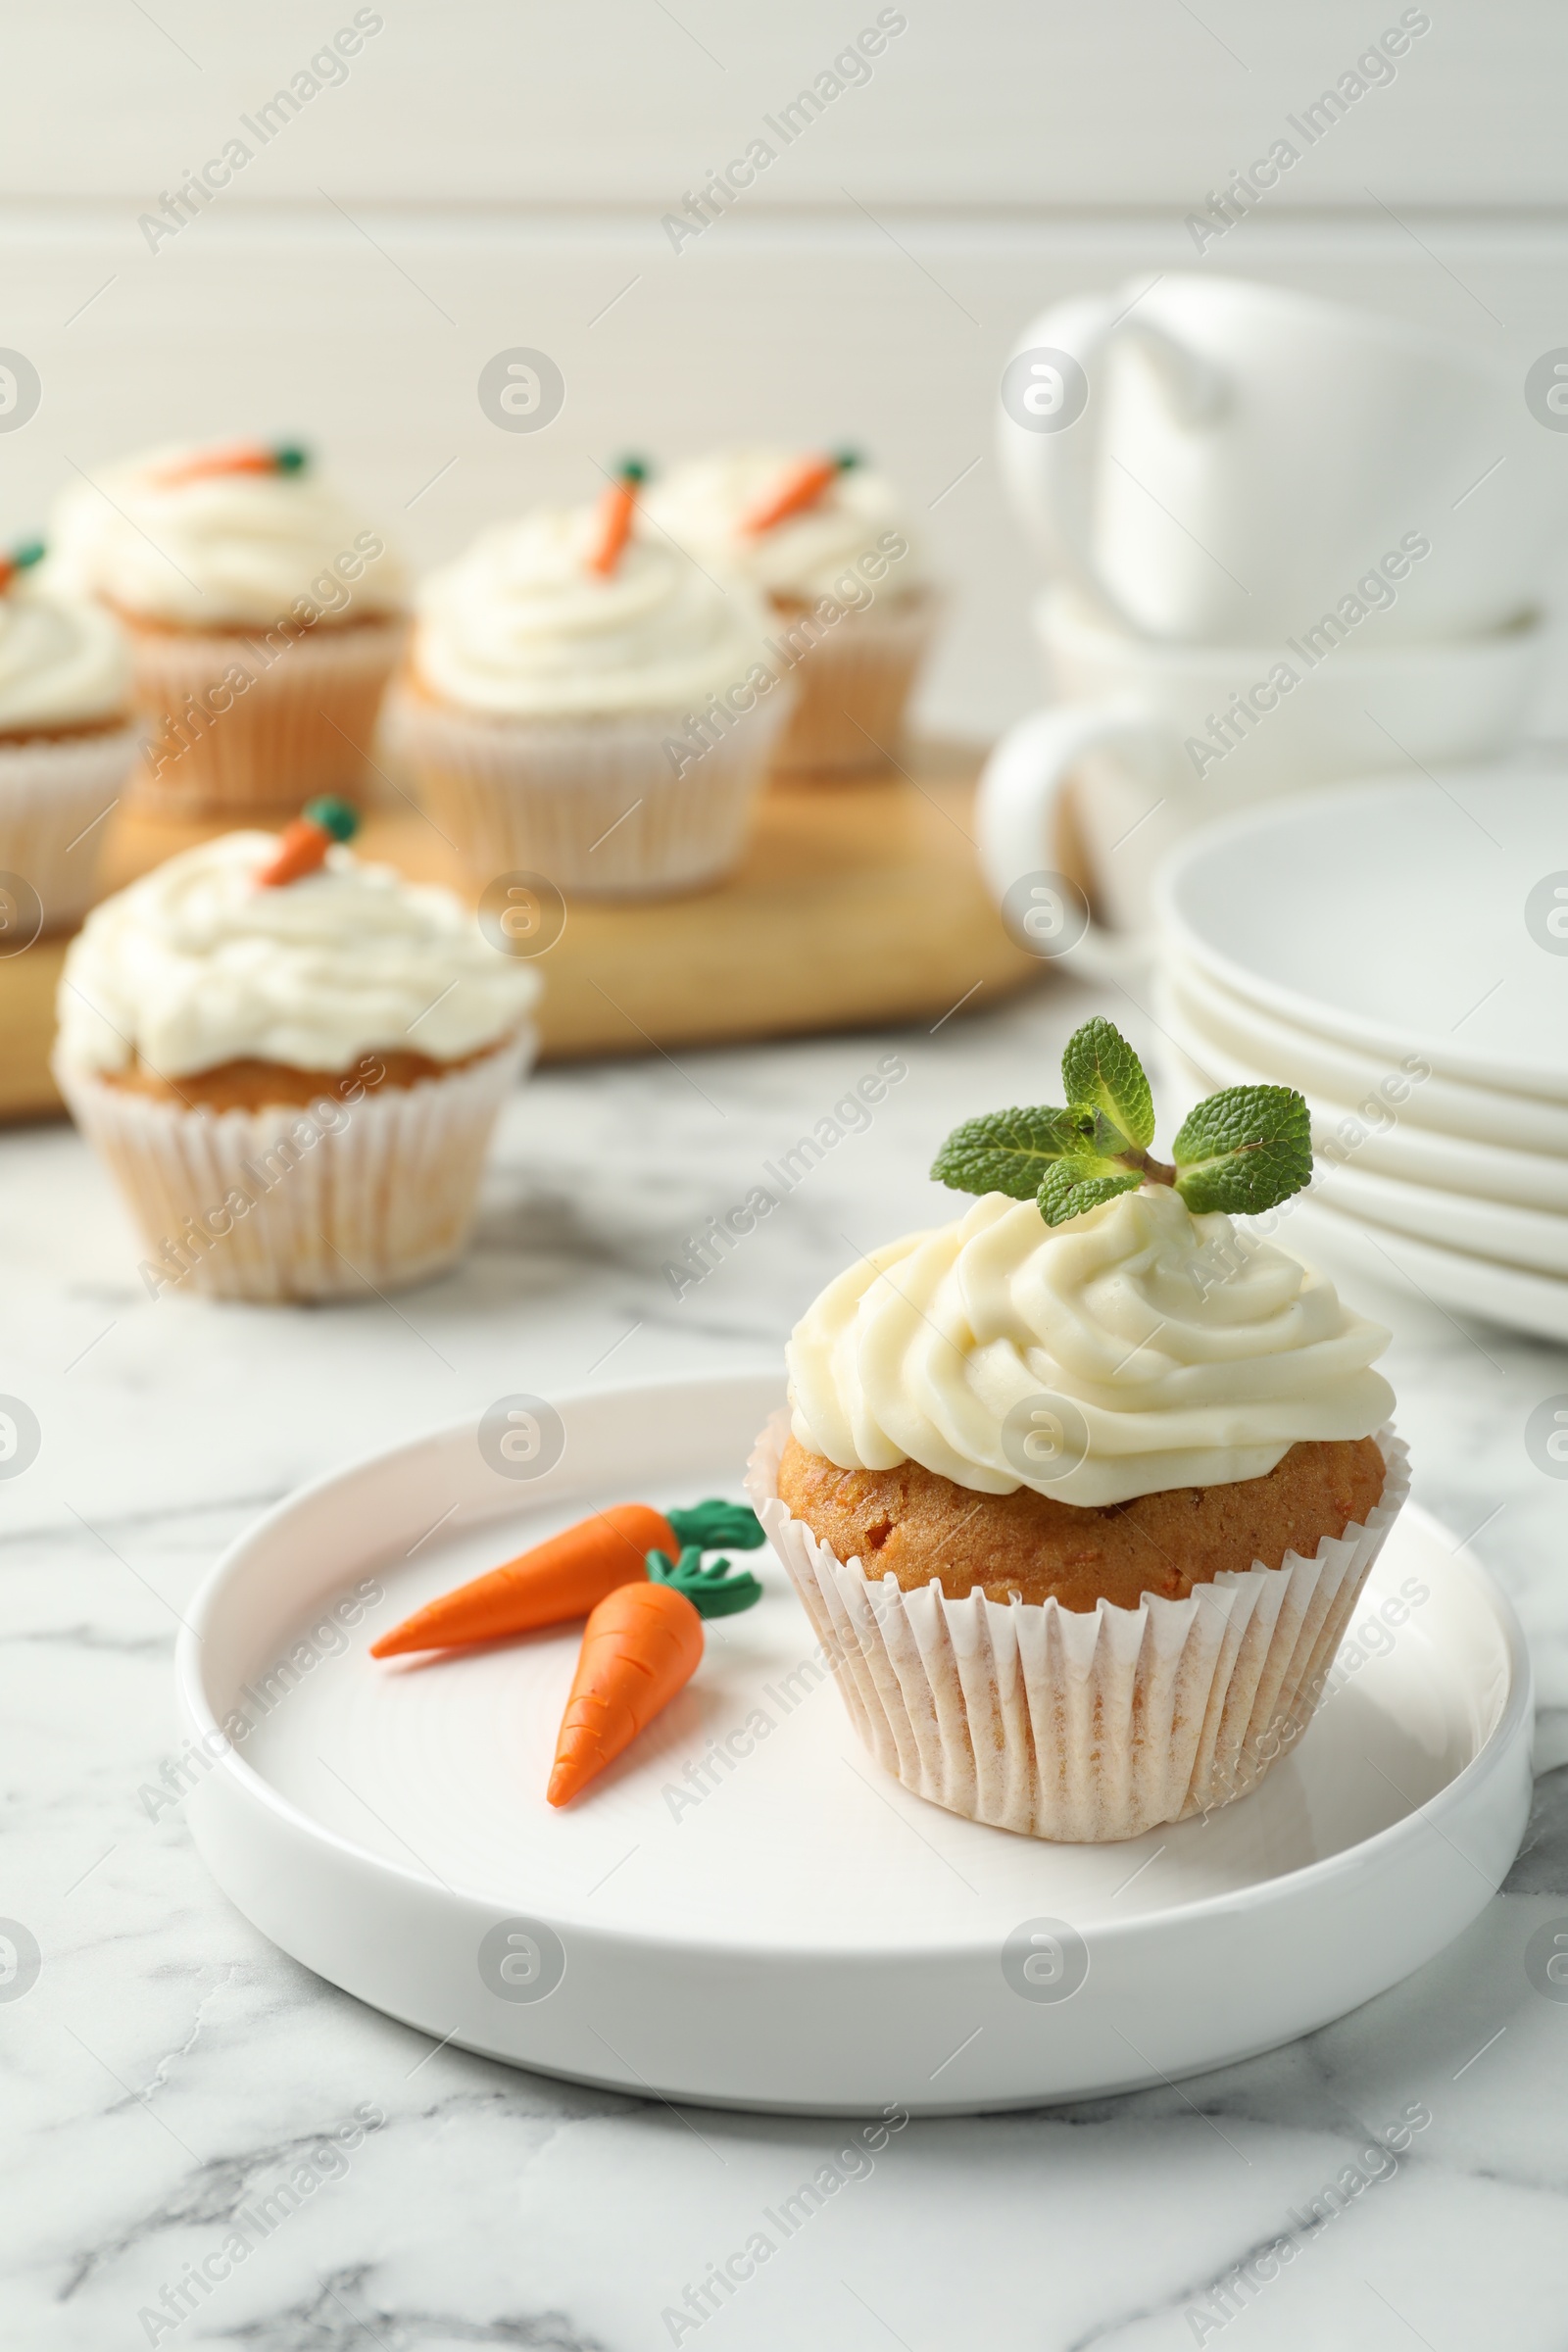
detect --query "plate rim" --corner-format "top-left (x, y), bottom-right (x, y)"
top-left (174, 1369), bottom-right (1536, 1961)
top-left (1156, 770), bottom-right (1568, 1099)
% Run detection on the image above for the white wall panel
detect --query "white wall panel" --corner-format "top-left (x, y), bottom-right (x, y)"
top-left (2, 2), bottom-right (1566, 210)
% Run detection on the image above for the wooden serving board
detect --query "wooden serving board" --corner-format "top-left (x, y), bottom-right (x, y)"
top-left (0, 740), bottom-right (1041, 1121)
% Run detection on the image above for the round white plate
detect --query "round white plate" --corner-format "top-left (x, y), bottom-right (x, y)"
top-left (1276, 1192), bottom-right (1568, 1348)
top-left (1311, 1156), bottom-right (1568, 1279)
top-left (1159, 771), bottom-right (1568, 1100)
top-left (1165, 952), bottom-right (1568, 1157)
top-left (1156, 989), bottom-right (1568, 1213)
top-left (177, 1375), bottom-right (1532, 2117)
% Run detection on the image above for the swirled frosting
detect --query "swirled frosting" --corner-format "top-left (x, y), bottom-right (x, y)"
top-left (44, 445), bottom-right (406, 629)
top-left (57, 832), bottom-right (540, 1078)
top-left (645, 447), bottom-right (928, 606)
top-left (410, 504), bottom-right (772, 716)
top-left (0, 580), bottom-right (130, 733)
top-left (787, 1187), bottom-right (1393, 1507)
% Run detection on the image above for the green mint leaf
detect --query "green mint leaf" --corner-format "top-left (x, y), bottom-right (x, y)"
top-left (1059, 1017), bottom-right (1155, 1152)
top-left (1172, 1085), bottom-right (1312, 1216)
top-left (931, 1104), bottom-right (1094, 1200)
top-left (1038, 1163), bottom-right (1144, 1227)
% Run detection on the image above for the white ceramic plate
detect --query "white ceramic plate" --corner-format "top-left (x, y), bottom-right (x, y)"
top-left (1277, 1192), bottom-right (1568, 1348)
top-left (1155, 989), bottom-right (1568, 1213)
top-left (1159, 771), bottom-right (1568, 1100)
top-left (176, 1375), bottom-right (1531, 2117)
top-left (1165, 953), bottom-right (1568, 1157)
top-left (1312, 1156), bottom-right (1568, 1279)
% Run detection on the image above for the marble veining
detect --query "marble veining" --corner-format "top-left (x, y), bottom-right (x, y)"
top-left (6, 974), bottom-right (1568, 2349)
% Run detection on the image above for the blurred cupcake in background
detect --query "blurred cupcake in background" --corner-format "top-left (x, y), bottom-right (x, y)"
top-left (391, 464), bottom-right (788, 897)
top-left (0, 539), bottom-right (139, 934)
top-left (54, 800), bottom-right (539, 1301)
top-left (47, 441), bottom-right (406, 816)
top-left (645, 446), bottom-right (937, 777)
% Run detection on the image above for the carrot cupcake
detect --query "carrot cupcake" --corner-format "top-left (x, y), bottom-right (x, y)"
top-left (54, 803), bottom-right (540, 1301)
top-left (0, 543), bottom-right (139, 932)
top-left (644, 445), bottom-right (937, 776)
top-left (390, 467), bottom-right (787, 897)
top-left (747, 1019), bottom-right (1405, 1842)
top-left (45, 441), bottom-right (406, 815)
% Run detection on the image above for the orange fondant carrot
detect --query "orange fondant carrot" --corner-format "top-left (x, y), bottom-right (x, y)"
top-left (740, 448), bottom-right (859, 536)
top-left (0, 540), bottom-right (45, 596)
top-left (256, 796), bottom-right (360, 889)
top-left (548, 1579), bottom-right (705, 1805)
top-left (585, 458), bottom-right (648, 576)
top-left (154, 442), bottom-right (308, 489)
top-left (371, 1503), bottom-right (677, 1657)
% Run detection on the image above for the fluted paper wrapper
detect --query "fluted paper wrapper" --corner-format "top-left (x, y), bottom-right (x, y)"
top-left (768, 590), bottom-right (939, 777)
top-left (56, 1033), bottom-right (532, 1302)
top-left (0, 723), bottom-right (141, 931)
top-left (747, 1411), bottom-right (1409, 1843)
top-left (125, 614), bottom-right (406, 816)
top-left (390, 682), bottom-right (794, 896)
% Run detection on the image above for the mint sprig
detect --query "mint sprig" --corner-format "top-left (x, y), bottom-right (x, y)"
top-left (930, 1017), bottom-right (1310, 1228)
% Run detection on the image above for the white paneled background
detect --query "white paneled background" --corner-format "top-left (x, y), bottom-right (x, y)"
top-left (4, 1), bottom-right (1567, 734)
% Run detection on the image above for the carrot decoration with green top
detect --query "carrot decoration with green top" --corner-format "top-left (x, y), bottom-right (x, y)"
top-left (548, 1548), bottom-right (763, 1805)
top-left (256, 795), bottom-right (361, 889)
top-left (154, 441), bottom-right (309, 490)
top-left (0, 540), bottom-right (45, 596)
top-left (585, 457), bottom-right (650, 577)
top-left (369, 1497), bottom-right (764, 1657)
top-left (741, 448), bottom-right (859, 536)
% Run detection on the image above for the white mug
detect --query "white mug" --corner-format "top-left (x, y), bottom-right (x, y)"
top-left (998, 275), bottom-right (1557, 643)
top-left (977, 590), bottom-right (1545, 974)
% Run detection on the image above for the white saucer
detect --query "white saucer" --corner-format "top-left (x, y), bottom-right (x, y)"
top-left (176, 1374), bottom-right (1531, 2117)
top-left (1156, 991), bottom-right (1568, 1214)
top-left (1165, 953), bottom-right (1568, 1157)
top-left (1160, 771), bottom-right (1568, 1101)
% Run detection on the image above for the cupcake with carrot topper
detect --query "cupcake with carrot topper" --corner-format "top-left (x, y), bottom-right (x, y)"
top-left (747, 1018), bottom-right (1406, 1842)
top-left (391, 460), bottom-right (789, 896)
top-left (644, 444), bottom-right (937, 777)
top-left (45, 439), bottom-right (406, 816)
top-left (0, 538), bottom-right (140, 932)
top-left (54, 798), bottom-right (539, 1301)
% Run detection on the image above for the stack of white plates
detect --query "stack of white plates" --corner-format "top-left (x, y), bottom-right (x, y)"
top-left (1154, 768), bottom-right (1568, 1343)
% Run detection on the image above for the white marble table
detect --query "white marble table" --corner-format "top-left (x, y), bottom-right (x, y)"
top-left (6, 974), bottom-right (1568, 2351)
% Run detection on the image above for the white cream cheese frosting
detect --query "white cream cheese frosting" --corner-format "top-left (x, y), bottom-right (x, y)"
top-left (786, 1187), bottom-right (1394, 1508)
top-left (411, 503), bottom-right (773, 717)
top-left (57, 832), bottom-right (540, 1078)
top-left (0, 580), bottom-right (131, 734)
top-left (645, 447), bottom-right (927, 606)
top-left (44, 445), bottom-right (406, 630)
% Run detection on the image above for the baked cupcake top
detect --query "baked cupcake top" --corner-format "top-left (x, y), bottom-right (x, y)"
top-left (0, 557), bottom-right (130, 735)
top-left (57, 830), bottom-right (539, 1079)
top-left (645, 446), bottom-right (927, 607)
top-left (45, 442), bottom-right (406, 631)
top-left (410, 501), bottom-right (772, 718)
top-left (786, 1018), bottom-right (1393, 1507)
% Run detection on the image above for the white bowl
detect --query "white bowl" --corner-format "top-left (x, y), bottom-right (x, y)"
top-left (1159, 771), bottom-right (1568, 1102)
top-left (175, 1373), bottom-right (1531, 2116)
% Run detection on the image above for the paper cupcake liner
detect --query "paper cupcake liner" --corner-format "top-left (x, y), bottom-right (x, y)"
top-left (767, 591), bottom-right (939, 778)
top-left (124, 614), bottom-right (407, 817)
top-left (0, 723), bottom-right (141, 932)
top-left (747, 1412), bottom-right (1409, 1843)
top-left (55, 1031), bottom-right (532, 1302)
top-left (387, 682), bottom-right (795, 897)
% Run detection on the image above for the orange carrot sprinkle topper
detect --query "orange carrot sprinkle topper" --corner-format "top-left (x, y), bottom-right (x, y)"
top-left (0, 540), bottom-right (45, 596)
top-left (256, 796), bottom-right (360, 889)
top-left (370, 1498), bottom-right (763, 1657)
top-left (584, 457), bottom-right (650, 577)
top-left (153, 442), bottom-right (309, 491)
top-left (547, 1547), bottom-right (763, 1806)
top-left (740, 448), bottom-right (859, 537)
